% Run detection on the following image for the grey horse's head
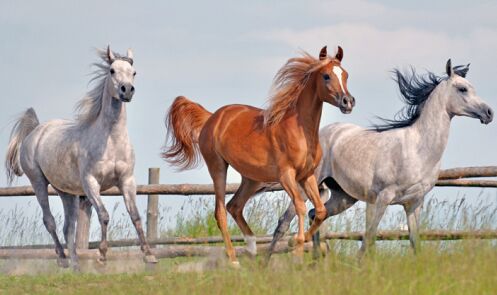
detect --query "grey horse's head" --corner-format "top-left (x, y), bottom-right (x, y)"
top-left (105, 46), bottom-right (136, 103)
top-left (444, 59), bottom-right (493, 124)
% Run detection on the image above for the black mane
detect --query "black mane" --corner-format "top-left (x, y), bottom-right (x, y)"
top-left (372, 64), bottom-right (470, 132)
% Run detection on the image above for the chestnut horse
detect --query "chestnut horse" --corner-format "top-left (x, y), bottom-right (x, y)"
top-left (162, 46), bottom-right (355, 266)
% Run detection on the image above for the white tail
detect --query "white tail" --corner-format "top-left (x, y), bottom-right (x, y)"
top-left (5, 108), bottom-right (39, 184)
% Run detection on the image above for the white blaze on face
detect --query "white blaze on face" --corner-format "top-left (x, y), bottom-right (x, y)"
top-left (332, 66), bottom-right (345, 93)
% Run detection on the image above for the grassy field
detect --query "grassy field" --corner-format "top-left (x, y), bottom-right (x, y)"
top-left (0, 241), bottom-right (496, 294)
top-left (0, 191), bottom-right (495, 294)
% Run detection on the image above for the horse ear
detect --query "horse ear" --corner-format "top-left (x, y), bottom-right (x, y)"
top-left (335, 46), bottom-right (343, 62)
top-left (107, 45), bottom-right (115, 64)
top-left (127, 48), bottom-right (134, 60)
top-left (319, 46), bottom-right (327, 60)
top-left (446, 59), bottom-right (453, 77)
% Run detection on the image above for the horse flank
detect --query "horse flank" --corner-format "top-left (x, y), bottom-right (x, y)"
top-left (263, 52), bottom-right (334, 126)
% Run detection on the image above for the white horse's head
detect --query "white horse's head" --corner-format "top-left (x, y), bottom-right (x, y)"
top-left (105, 46), bottom-right (136, 103)
top-left (444, 59), bottom-right (493, 124)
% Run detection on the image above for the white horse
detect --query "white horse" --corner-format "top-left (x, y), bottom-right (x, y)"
top-left (5, 46), bottom-right (157, 270)
top-left (267, 60), bottom-right (493, 260)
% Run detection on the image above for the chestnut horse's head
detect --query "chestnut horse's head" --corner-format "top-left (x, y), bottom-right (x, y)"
top-left (315, 46), bottom-right (355, 114)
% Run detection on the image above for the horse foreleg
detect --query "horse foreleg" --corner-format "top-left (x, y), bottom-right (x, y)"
top-left (308, 184), bottom-right (357, 257)
top-left (299, 175), bottom-right (326, 241)
top-left (120, 177), bottom-right (157, 264)
top-left (280, 170), bottom-right (307, 259)
top-left (403, 198), bottom-right (424, 254)
top-left (81, 176), bottom-right (109, 264)
top-left (359, 189), bottom-right (395, 259)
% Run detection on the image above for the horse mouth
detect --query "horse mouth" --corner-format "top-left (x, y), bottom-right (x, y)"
top-left (119, 95), bottom-right (132, 103)
top-left (340, 106), bottom-right (353, 114)
top-left (480, 117), bottom-right (492, 125)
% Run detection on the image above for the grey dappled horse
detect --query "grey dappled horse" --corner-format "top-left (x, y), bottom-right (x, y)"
top-left (267, 60), bottom-right (493, 260)
top-left (5, 47), bottom-right (157, 270)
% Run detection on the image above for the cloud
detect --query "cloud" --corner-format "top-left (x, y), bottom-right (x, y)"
top-left (256, 23), bottom-right (497, 84)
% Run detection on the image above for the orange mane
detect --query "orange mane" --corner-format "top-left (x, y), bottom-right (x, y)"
top-left (263, 52), bottom-right (334, 126)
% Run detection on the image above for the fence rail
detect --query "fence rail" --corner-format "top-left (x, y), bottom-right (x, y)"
top-left (1, 166), bottom-right (497, 197)
top-left (1, 230), bottom-right (496, 260)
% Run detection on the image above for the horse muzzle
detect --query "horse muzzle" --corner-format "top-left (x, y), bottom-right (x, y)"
top-left (339, 95), bottom-right (355, 114)
top-left (477, 105), bottom-right (494, 124)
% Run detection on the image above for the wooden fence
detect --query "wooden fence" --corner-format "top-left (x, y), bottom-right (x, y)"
top-left (0, 166), bottom-right (495, 260)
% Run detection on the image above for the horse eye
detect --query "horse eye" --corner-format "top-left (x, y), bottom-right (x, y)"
top-left (458, 86), bottom-right (467, 93)
top-left (133, 71), bottom-right (136, 76)
top-left (323, 74), bottom-right (330, 81)
top-left (110, 68), bottom-right (115, 75)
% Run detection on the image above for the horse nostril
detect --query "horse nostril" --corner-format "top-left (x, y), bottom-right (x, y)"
top-left (130, 86), bottom-right (135, 92)
top-left (342, 97), bottom-right (348, 106)
top-left (120, 85), bottom-right (126, 93)
top-left (487, 108), bottom-right (493, 118)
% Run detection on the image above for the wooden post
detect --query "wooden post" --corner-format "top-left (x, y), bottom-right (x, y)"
top-left (76, 196), bottom-right (93, 249)
top-left (147, 168), bottom-right (160, 245)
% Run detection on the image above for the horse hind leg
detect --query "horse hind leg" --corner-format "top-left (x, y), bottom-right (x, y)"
top-left (205, 156), bottom-right (239, 266)
top-left (226, 177), bottom-right (261, 257)
top-left (59, 192), bottom-right (80, 271)
top-left (308, 177), bottom-right (358, 257)
top-left (28, 175), bottom-right (68, 268)
top-left (265, 203), bottom-right (296, 264)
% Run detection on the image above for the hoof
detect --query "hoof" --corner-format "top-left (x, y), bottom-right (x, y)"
top-left (97, 257), bottom-right (107, 266)
top-left (144, 255), bottom-right (158, 264)
top-left (291, 254), bottom-right (304, 265)
top-left (287, 236), bottom-right (296, 248)
top-left (229, 260), bottom-right (241, 269)
top-left (57, 257), bottom-right (70, 268)
top-left (72, 264), bottom-right (81, 272)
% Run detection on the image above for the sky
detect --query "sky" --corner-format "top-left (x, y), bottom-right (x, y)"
top-left (0, 1), bottom-right (496, 234)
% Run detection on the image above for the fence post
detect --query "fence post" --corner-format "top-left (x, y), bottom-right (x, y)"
top-left (76, 196), bottom-right (92, 249)
top-left (147, 168), bottom-right (160, 245)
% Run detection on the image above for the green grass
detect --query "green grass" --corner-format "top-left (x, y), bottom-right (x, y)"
top-left (0, 190), bottom-right (495, 294)
top-left (0, 241), bottom-right (495, 294)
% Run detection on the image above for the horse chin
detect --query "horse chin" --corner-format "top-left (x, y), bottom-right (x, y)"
top-left (340, 106), bottom-right (353, 114)
top-left (480, 117), bottom-right (492, 125)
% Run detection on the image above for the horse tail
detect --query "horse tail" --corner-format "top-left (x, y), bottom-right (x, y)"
top-left (5, 108), bottom-right (40, 184)
top-left (161, 96), bottom-right (212, 170)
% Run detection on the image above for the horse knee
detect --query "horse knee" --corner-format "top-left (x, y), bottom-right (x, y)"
top-left (314, 207), bottom-right (327, 222)
top-left (130, 212), bottom-right (142, 224)
top-left (43, 215), bottom-right (57, 232)
top-left (226, 200), bottom-right (241, 217)
top-left (98, 211), bottom-right (110, 226)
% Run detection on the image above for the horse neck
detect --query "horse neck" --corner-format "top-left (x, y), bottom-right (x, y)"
top-left (92, 82), bottom-right (128, 139)
top-left (295, 77), bottom-right (323, 145)
top-left (409, 86), bottom-right (451, 165)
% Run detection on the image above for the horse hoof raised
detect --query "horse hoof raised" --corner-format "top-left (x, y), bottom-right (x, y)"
top-left (57, 258), bottom-right (70, 268)
top-left (144, 255), bottom-right (158, 264)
